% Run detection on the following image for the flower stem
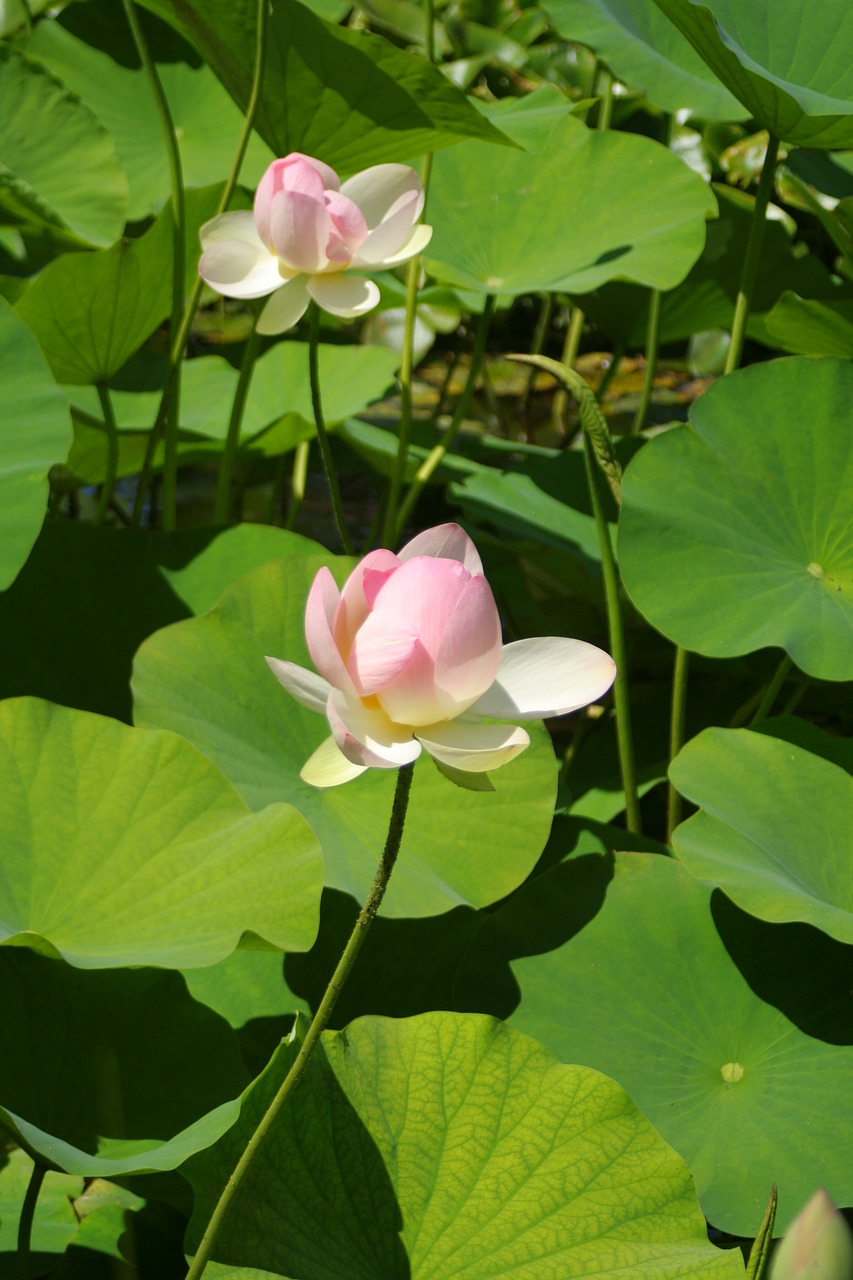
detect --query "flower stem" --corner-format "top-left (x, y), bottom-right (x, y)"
top-left (383, 153), bottom-right (433, 548)
top-left (214, 325), bottom-right (261, 524)
top-left (724, 132), bottom-right (780, 376)
top-left (184, 763), bottom-right (415, 1280)
top-left (94, 381), bottom-right (119, 526)
top-left (582, 432), bottom-right (642, 834)
top-left (130, 0), bottom-right (268, 529)
top-left (632, 287), bottom-right (661, 433)
top-left (750, 653), bottom-right (793, 725)
top-left (519, 293), bottom-right (553, 418)
top-left (308, 304), bottom-right (354, 555)
top-left (16, 1160), bottom-right (46, 1280)
top-left (666, 645), bottom-right (690, 843)
top-left (395, 293), bottom-right (496, 540)
top-left (285, 439), bottom-right (310, 529)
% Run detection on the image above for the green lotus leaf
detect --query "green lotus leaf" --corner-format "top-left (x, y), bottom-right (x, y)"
top-left (133, 554), bottom-right (559, 919)
top-left (486, 851), bottom-right (853, 1235)
top-left (0, 44), bottom-right (127, 246)
top-left (765, 290), bottom-right (853, 358)
top-left (544, 0), bottom-right (743, 118)
top-left (670, 726), bottom-right (853, 943)
top-left (617, 357), bottom-right (853, 680)
top-left (184, 1013), bottom-right (744, 1278)
top-left (137, 0), bottom-right (508, 171)
top-left (0, 949), bottom-right (249, 1176)
top-left (0, 698), bottom-right (322, 968)
top-left (652, 0), bottom-right (853, 148)
top-left (425, 95), bottom-right (716, 296)
top-left (0, 298), bottom-right (73, 592)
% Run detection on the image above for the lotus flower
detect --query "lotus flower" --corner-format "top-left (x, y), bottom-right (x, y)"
top-left (266, 524), bottom-right (617, 789)
top-left (770, 1190), bottom-right (853, 1280)
top-left (198, 153), bottom-right (432, 335)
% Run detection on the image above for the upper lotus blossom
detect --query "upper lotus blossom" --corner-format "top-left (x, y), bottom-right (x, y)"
top-left (266, 523), bottom-right (617, 789)
top-left (198, 153), bottom-right (432, 335)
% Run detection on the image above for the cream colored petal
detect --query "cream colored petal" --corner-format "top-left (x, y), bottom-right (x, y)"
top-left (301, 736), bottom-right (367, 788)
top-left (256, 278), bottom-right (311, 334)
top-left (469, 638), bottom-right (616, 719)
top-left (198, 215), bottom-right (283, 300)
top-left (265, 657), bottom-right (329, 714)
top-left (416, 719), bottom-right (530, 772)
top-left (308, 273), bottom-right (381, 319)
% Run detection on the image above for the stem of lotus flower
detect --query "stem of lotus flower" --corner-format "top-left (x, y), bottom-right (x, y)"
top-left (93, 382), bottom-right (119, 527)
top-left (16, 1159), bottom-right (46, 1280)
top-left (582, 432), bottom-right (643, 835)
top-left (130, 0), bottom-right (268, 530)
top-left (632, 288), bottom-right (661, 433)
top-left (214, 325), bottom-right (261, 524)
top-left (724, 132), bottom-right (780, 376)
top-left (553, 304), bottom-right (585, 434)
top-left (666, 645), bottom-right (690, 843)
top-left (183, 763), bottom-right (415, 1280)
top-left (286, 439), bottom-right (310, 529)
top-left (308, 305), bottom-right (355, 555)
top-left (120, 0), bottom-right (185, 533)
top-left (395, 294), bottom-right (496, 540)
top-left (384, 152), bottom-right (433, 547)
top-left (750, 653), bottom-right (793, 725)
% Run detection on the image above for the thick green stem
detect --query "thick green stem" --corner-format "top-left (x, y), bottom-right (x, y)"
top-left (383, 153), bottom-right (433, 547)
top-left (724, 133), bottom-right (780, 376)
top-left (632, 287), bottom-right (661, 433)
top-left (184, 763), bottom-right (415, 1280)
top-left (130, 0), bottom-right (268, 528)
top-left (583, 433), bottom-right (642, 834)
top-left (594, 65), bottom-right (614, 131)
top-left (16, 1160), bottom-right (46, 1280)
top-left (750, 653), bottom-right (793, 725)
top-left (121, 0), bottom-right (185, 532)
top-left (396, 294), bottom-right (496, 540)
top-left (214, 326), bottom-right (261, 524)
top-left (285, 439), bottom-right (310, 529)
top-left (94, 381), bottom-right (119, 526)
top-left (519, 292), bottom-right (554, 418)
top-left (553, 305), bottom-right (585, 433)
top-left (309, 305), bottom-right (354, 554)
top-left (666, 645), bottom-right (690, 843)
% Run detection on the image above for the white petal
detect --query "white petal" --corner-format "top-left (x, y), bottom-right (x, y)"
top-left (327, 689), bottom-right (421, 769)
top-left (256, 278), bottom-right (311, 334)
top-left (398, 522), bottom-right (483, 574)
top-left (265, 657), bottom-right (330, 714)
top-left (340, 164), bottom-right (425, 229)
top-left (198, 214), bottom-right (283, 300)
top-left (301, 736), bottom-right (367, 788)
top-left (351, 191), bottom-right (419, 264)
top-left (416, 720), bottom-right (530, 772)
top-left (308, 273), bottom-right (380, 319)
top-left (354, 221), bottom-right (433, 270)
top-left (469, 638), bottom-right (617, 720)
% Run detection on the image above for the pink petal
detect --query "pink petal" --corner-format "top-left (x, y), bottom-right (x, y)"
top-left (265, 657), bottom-right (330, 713)
top-left (347, 615), bottom-right (421, 696)
top-left (366, 555), bottom-right (469, 657)
top-left (340, 164), bottom-right (425, 229)
top-left (307, 274), bottom-right (380, 319)
top-left (327, 690), bottom-right (421, 769)
top-left (374, 640), bottom-right (442, 728)
top-left (256, 278), bottom-right (311, 334)
top-left (269, 189), bottom-right (331, 273)
top-left (333, 549), bottom-right (400, 655)
top-left (290, 153), bottom-right (341, 192)
top-left (304, 567), bottom-right (357, 696)
top-left (433, 574), bottom-right (502, 715)
top-left (416, 720), bottom-right (530, 772)
top-left (468, 637), bottom-right (617, 719)
top-left (398, 523), bottom-right (483, 574)
top-left (324, 190), bottom-right (368, 264)
top-left (301, 736), bottom-right (367, 788)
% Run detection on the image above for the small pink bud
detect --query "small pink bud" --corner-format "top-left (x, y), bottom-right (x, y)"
top-left (770, 1191), bottom-right (853, 1280)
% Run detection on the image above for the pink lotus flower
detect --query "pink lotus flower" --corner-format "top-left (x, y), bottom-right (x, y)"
top-left (266, 524), bottom-right (617, 789)
top-left (198, 153), bottom-right (432, 335)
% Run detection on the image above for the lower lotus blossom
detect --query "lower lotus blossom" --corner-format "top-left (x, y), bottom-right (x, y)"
top-left (266, 523), bottom-right (617, 789)
top-left (198, 152), bottom-right (432, 335)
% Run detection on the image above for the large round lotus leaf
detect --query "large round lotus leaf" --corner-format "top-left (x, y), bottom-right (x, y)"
top-left (25, 21), bottom-right (274, 220)
top-left (138, 0), bottom-right (507, 170)
top-left (486, 851), bottom-right (853, 1235)
top-left (0, 948), bottom-right (249, 1176)
top-left (0, 298), bottom-right (73, 592)
top-left (544, 0), bottom-right (743, 118)
top-left (670, 726), bottom-right (853, 943)
top-left (0, 698), bottom-right (322, 968)
top-left (425, 101), bottom-right (715, 296)
top-left (132, 554), bottom-right (558, 919)
top-left (0, 44), bottom-right (127, 246)
top-left (617, 358), bottom-right (853, 681)
top-left (652, 0), bottom-right (853, 148)
top-left (184, 1013), bottom-right (744, 1279)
